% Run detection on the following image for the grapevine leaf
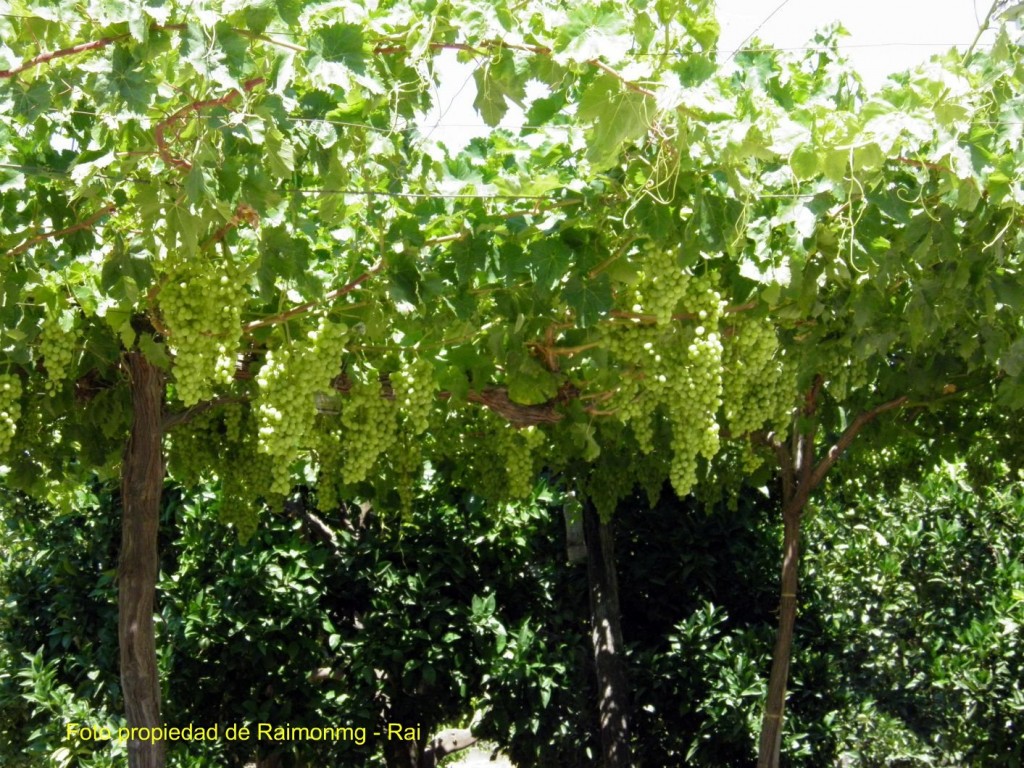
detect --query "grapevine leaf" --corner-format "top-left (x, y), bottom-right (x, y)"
top-left (564, 274), bottom-right (612, 328)
top-left (578, 75), bottom-right (654, 169)
top-left (554, 6), bottom-right (631, 64)
top-left (139, 335), bottom-right (171, 371)
top-left (506, 354), bottom-right (558, 406)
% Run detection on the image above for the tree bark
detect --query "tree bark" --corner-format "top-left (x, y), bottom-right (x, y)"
top-left (757, 504), bottom-right (803, 768)
top-left (755, 385), bottom-right (907, 767)
top-left (582, 500), bottom-right (632, 768)
top-left (120, 350), bottom-right (166, 768)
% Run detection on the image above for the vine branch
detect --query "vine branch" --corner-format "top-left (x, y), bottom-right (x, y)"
top-left (0, 35), bottom-right (126, 79)
top-left (241, 261), bottom-right (384, 333)
top-left (5, 205), bottom-right (116, 257)
top-left (809, 394), bottom-right (909, 489)
top-left (154, 78), bottom-right (265, 171)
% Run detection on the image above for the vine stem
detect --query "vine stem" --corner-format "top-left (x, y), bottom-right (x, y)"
top-left (0, 24), bottom-right (302, 81)
top-left (154, 78), bottom-right (265, 171)
top-left (241, 261), bottom-right (384, 333)
top-left (5, 205), bottom-right (116, 257)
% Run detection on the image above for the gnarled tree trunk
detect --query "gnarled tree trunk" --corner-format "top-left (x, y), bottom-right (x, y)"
top-left (120, 350), bottom-right (166, 768)
top-left (582, 499), bottom-right (632, 768)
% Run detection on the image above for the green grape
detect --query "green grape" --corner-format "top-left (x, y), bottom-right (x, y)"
top-left (503, 425), bottom-right (544, 500)
top-left (217, 411), bottom-right (276, 543)
top-left (605, 272), bottom-right (726, 497)
top-left (165, 409), bottom-right (220, 487)
top-left (160, 259), bottom-right (249, 406)
top-left (254, 316), bottom-right (349, 494)
top-left (340, 372), bottom-right (398, 485)
top-left (391, 356), bottom-right (435, 436)
top-left (723, 316), bottom-right (795, 438)
top-left (635, 244), bottom-right (690, 326)
top-left (0, 373), bottom-right (23, 457)
top-left (38, 307), bottom-right (80, 394)
top-left (314, 426), bottom-right (343, 513)
top-left (219, 471), bottom-right (263, 544)
top-left (393, 438), bottom-right (422, 518)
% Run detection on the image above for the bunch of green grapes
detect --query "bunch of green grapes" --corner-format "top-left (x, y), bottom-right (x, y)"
top-left (722, 316), bottom-right (794, 438)
top-left (160, 260), bottom-right (249, 406)
top-left (391, 356), bottom-right (435, 435)
top-left (165, 409), bottom-right (221, 487)
top-left (340, 372), bottom-right (398, 485)
top-left (393, 439), bottom-right (422, 518)
top-left (218, 410), bottom-right (277, 542)
top-left (255, 317), bottom-right (349, 494)
top-left (603, 324), bottom-right (664, 453)
top-left (219, 461), bottom-right (269, 544)
top-left (0, 373), bottom-right (22, 457)
top-left (38, 308), bottom-right (80, 394)
top-left (665, 324), bottom-right (723, 495)
top-left (827, 352), bottom-right (869, 402)
top-left (635, 244), bottom-right (690, 326)
top-left (314, 426), bottom-right (343, 513)
top-left (605, 273), bottom-right (726, 496)
top-left (502, 425), bottom-right (545, 500)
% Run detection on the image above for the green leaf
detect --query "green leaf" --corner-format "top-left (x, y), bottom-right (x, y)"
top-left (473, 66), bottom-right (508, 127)
top-left (266, 126), bottom-right (295, 178)
top-left (308, 23), bottom-right (365, 88)
top-left (555, 6), bottom-right (631, 63)
top-left (564, 274), bottom-right (612, 328)
top-left (101, 241), bottom-right (155, 298)
top-left (790, 144), bottom-right (819, 180)
top-left (578, 75), bottom-right (654, 169)
top-left (1001, 338), bottom-right (1024, 378)
top-left (106, 46), bottom-right (156, 113)
top-left (184, 165), bottom-right (209, 205)
top-left (139, 335), bottom-right (171, 371)
top-left (507, 355), bottom-right (558, 405)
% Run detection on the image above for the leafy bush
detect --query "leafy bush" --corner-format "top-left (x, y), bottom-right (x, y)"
top-left (0, 483), bottom-right (595, 766)
top-left (796, 465), bottom-right (1024, 766)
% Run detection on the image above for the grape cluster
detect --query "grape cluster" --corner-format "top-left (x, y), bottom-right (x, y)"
top-left (502, 425), bottom-right (545, 500)
top-left (38, 308), bottom-right (79, 394)
top-left (0, 373), bottom-right (22, 457)
top-left (340, 372), bottom-right (398, 485)
top-left (166, 409), bottom-right (220, 487)
top-left (825, 351), bottom-right (869, 402)
top-left (314, 427), bottom-right (344, 512)
top-left (255, 317), bottom-right (349, 494)
top-left (393, 440), bottom-right (422, 518)
top-left (219, 467), bottom-right (266, 544)
top-left (605, 273), bottom-right (726, 497)
top-left (604, 324), bottom-right (663, 453)
top-left (722, 316), bottom-right (794, 438)
top-left (160, 260), bottom-right (248, 406)
top-left (220, 417), bottom-right (277, 542)
top-left (391, 356), bottom-right (435, 435)
top-left (635, 244), bottom-right (690, 326)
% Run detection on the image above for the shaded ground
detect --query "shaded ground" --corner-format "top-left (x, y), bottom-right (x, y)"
top-left (447, 742), bottom-right (513, 766)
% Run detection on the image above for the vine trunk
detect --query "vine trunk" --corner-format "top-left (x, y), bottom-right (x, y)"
top-left (119, 351), bottom-right (166, 768)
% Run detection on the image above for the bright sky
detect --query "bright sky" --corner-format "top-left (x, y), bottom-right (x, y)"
top-left (716, 0), bottom-right (999, 89)
top-left (419, 0), bottom-right (1003, 149)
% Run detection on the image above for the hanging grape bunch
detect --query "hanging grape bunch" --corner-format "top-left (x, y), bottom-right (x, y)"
top-left (0, 373), bottom-right (22, 457)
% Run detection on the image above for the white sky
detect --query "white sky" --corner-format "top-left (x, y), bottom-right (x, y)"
top-left (419, 0), bottom-right (1003, 149)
